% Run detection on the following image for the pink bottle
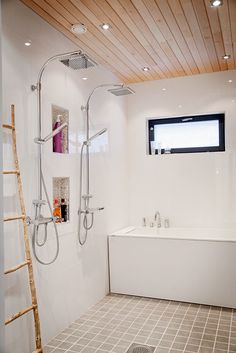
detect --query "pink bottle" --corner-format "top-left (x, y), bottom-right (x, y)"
top-left (53, 115), bottom-right (63, 153)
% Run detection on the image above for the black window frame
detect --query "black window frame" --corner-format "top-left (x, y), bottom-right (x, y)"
top-left (148, 113), bottom-right (225, 155)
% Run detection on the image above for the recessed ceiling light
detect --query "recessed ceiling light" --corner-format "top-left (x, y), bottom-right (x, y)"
top-left (223, 54), bottom-right (231, 59)
top-left (100, 23), bottom-right (111, 30)
top-left (178, 104), bottom-right (182, 108)
top-left (162, 88), bottom-right (166, 91)
top-left (82, 77), bottom-right (88, 80)
top-left (142, 67), bottom-right (150, 72)
top-left (228, 79), bottom-right (233, 83)
top-left (71, 24), bottom-right (87, 35)
top-left (24, 40), bottom-right (31, 46)
top-left (210, 0), bottom-right (223, 7)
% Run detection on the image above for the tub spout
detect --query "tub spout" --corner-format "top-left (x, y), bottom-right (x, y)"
top-left (154, 211), bottom-right (161, 228)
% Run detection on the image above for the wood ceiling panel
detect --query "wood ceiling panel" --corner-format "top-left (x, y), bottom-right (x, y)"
top-left (204, 0), bottom-right (228, 71)
top-left (80, 0), bottom-right (158, 80)
top-left (20, 0), bottom-right (236, 83)
top-left (229, 0), bottom-right (236, 67)
top-left (218, 0), bottom-right (235, 69)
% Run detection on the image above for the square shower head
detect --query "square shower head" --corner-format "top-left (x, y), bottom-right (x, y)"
top-left (60, 54), bottom-right (97, 70)
top-left (108, 86), bottom-right (135, 96)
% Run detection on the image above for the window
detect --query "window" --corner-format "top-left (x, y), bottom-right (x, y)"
top-left (148, 113), bottom-right (225, 155)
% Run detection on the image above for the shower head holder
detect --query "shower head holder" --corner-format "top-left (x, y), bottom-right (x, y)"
top-left (34, 137), bottom-right (45, 144)
top-left (81, 105), bottom-right (87, 112)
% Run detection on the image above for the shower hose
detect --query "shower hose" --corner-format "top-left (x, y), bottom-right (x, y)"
top-left (78, 142), bottom-right (94, 245)
top-left (31, 170), bottom-right (59, 265)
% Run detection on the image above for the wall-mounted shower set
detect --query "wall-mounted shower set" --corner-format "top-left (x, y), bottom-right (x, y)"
top-left (30, 50), bottom-right (134, 264)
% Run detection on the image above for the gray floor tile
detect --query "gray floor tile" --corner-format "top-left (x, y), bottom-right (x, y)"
top-left (43, 294), bottom-right (235, 353)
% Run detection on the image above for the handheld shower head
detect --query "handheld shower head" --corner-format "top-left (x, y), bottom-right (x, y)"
top-left (84, 128), bottom-right (107, 145)
top-left (34, 122), bottom-right (68, 144)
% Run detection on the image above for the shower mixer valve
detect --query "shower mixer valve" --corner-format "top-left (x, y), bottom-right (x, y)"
top-left (32, 199), bottom-right (57, 225)
top-left (82, 194), bottom-right (93, 200)
top-left (78, 207), bottom-right (104, 214)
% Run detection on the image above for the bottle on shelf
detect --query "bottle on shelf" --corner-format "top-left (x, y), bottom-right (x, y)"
top-left (53, 114), bottom-right (63, 153)
top-left (61, 198), bottom-right (68, 222)
top-left (53, 199), bottom-right (61, 222)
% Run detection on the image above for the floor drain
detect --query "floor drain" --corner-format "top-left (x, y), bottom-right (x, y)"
top-left (126, 343), bottom-right (156, 353)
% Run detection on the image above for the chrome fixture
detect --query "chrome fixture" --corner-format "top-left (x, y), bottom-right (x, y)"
top-left (60, 53), bottom-right (97, 70)
top-left (78, 83), bottom-right (135, 246)
top-left (142, 217), bottom-right (147, 227)
top-left (164, 218), bottom-right (170, 228)
top-left (154, 211), bottom-right (161, 228)
top-left (108, 86), bottom-right (135, 96)
top-left (31, 50), bottom-right (82, 265)
top-left (34, 122), bottom-right (67, 144)
top-left (83, 128), bottom-right (108, 146)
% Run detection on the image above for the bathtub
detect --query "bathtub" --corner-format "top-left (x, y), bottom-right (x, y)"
top-left (108, 226), bottom-right (236, 308)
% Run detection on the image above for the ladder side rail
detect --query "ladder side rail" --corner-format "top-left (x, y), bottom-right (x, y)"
top-left (5, 105), bottom-right (43, 352)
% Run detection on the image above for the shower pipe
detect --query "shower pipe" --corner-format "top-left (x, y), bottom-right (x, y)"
top-left (78, 83), bottom-right (124, 246)
top-left (31, 50), bottom-right (82, 265)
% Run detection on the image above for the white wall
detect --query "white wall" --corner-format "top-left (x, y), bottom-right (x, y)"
top-left (2, 1), bottom-right (128, 352)
top-left (0, 1), bottom-right (6, 351)
top-left (127, 70), bottom-right (236, 229)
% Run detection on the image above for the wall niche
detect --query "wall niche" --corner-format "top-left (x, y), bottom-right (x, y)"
top-left (52, 105), bottom-right (69, 154)
top-left (53, 177), bottom-right (70, 223)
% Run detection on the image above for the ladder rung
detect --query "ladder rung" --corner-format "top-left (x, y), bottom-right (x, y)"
top-left (5, 260), bottom-right (30, 274)
top-left (4, 215), bottom-right (26, 222)
top-left (2, 124), bottom-right (14, 130)
top-left (3, 170), bottom-right (20, 175)
top-left (5, 304), bottom-right (37, 325)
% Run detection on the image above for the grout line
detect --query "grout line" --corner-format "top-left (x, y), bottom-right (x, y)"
top-left (198, 306), bottom-right (218, 353)
top-left (170, 304), bottom-right (201, 352)
top-left (212, 306), bottom-right (222, 353)
top-left (107, 296), bottom-right (158, 352)
top-left (48, 295), bottom-right (123, 352)
top-left (168, 302), bottom-right (193, 353)
top-left (154, 301), bottom-right (182, 352)
top-left (44, 294), bottom-right (234, 353)
top-left (131, 298), bottom-right (168, 343)
top-left (227, 308), bottom-right (233, 353)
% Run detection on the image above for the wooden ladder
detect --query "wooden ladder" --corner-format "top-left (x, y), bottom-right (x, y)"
top-left (3, 105), bottom-right (43, 353)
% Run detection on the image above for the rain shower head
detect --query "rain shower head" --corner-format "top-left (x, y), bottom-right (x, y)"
top-left (108, 86), bottom-right (135, 96)
top-left (60, 53), bottom-right (97, 70)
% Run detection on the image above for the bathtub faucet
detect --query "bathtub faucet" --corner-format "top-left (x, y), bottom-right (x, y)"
top-left (154, 211), bottom-right (161, 228)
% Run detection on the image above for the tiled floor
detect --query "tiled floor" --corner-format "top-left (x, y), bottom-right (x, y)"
top-left (44, 294), bottom-right (236, 353)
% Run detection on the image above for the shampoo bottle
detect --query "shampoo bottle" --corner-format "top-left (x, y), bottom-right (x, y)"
top-left (53, 115), bottom-right (63, 153)
top-left (53, 199), bottom-right (61, 222)
top-left (61, 198), bottom-right (68, 222)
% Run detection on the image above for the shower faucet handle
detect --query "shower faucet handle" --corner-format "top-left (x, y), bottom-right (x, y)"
top-left (82, 194), bottom-right (93, 200)
top-left (142, 217), bottom-right (147, 227)
top-left (33, 199), bottom-right (47, 206)
top-left (88, 207), bottom-right (104, 213)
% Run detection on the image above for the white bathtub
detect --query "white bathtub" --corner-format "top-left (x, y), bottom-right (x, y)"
top-left (109, 226), bottom-right (236, 308)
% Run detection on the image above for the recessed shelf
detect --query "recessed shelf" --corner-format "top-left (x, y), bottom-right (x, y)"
top-left (53, 177), bottom-right (70, 223)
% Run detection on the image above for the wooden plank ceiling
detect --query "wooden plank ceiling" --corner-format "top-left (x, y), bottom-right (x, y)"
top-left (21, 0), bottom-right (236, 84)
